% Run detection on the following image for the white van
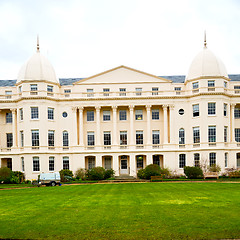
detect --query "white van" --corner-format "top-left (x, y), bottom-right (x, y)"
top-left (39, 172), bottom-right (61, 186)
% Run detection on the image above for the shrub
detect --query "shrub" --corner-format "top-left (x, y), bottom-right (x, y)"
top-left (75, 168), bottom-right (86, 180)
top-left (59, 169), bottom-right (73, 182)
top-left (208, 164), bottom-right (221, 173)
top-left (105, 169), bottom-right (114, 179)
top-left (160, 167), bottom-right (170, 177)
top-left (184, 166), bottom-right (203, 179)
top-left (137, 169), bottom-right (145, 179)
top-left (86, 167), bottom-right (106, 180)
top-left (137, 164), bottom-right (162, 180)
top-left (11, 171), bottom-right (25, 183)
top-left (0, 167), bottom-right (12, 183)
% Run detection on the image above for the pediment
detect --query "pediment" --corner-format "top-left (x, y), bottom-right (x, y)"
top-left (74, 66), bottom-right (172, 85)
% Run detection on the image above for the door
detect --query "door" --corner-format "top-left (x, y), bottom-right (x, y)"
top-left (120, 159), bottom-right (128, 175)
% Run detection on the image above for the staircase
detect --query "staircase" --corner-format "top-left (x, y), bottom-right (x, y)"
top-left (115, 175), bottom-right (136, 180)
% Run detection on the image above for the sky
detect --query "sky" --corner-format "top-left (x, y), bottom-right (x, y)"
top-left (0, 0), bottom-right (240, 79)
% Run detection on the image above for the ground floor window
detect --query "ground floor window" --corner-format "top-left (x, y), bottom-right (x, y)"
top-left (194, 153), bottom-right (200, 167)
top-left (33, 157), bottom-right (40, 171)
top-left (49, 157), bottom-right (55, 171)
top-left (153, 155), bottom-right (160, 166)
top-left (7, 159), bottom-right (12, 170)
top-left (225, 153), bottom-right (228, 168)
top-left (88, 157), bottom-right (95, 169)
top-left (237, 153), bottom-right (240, 168)
top-left (104, 156), bottom-right (112, 170)
top-left (136, 155), bottom-right (144, 169)
top-left (21, 157), bottom-right (24, 172)
top-left (63, 156), bottom-right (69, 170)
top-left (209, 153), bottom-right (216, 166)
top-left (179, 154), bottom-right (186, 168)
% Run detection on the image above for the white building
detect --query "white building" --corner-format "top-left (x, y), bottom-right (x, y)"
top-left (1, 39), bottom-right (240, 180)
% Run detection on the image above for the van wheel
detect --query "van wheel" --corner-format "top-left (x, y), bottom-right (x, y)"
top-left (51, 181), bottom-right (56, 187)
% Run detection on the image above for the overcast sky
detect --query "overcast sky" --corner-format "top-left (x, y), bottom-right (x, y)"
top-left (0, 0), bottom-right (240, 79)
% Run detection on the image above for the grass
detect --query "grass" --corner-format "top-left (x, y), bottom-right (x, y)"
top-left (0, 183), bottom-right (35, 189)
top-left (0, 182), bottom-right (240, 240)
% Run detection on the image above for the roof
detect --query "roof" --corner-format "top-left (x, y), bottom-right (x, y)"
top-left (0, 74), bottom-right (239, 87)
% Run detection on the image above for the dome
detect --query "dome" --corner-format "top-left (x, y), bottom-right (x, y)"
top-left (186, 47), bottom-right (228, 81)
top-left (17, 49), bottom-right (59, 84)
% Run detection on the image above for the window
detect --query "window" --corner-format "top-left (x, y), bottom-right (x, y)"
top-left (48, 130), bottom-right (55, 147)
top-left (104, 156), bottom-right (112, 170)
top-left (87, 132), bottom-right (95, 146)
top-left (179, 109), bottom-right (184, 115)
top-left (192, 82), bottom-right (199, 89)
top-left (30, 84), bottom-right (38, 95)
top-left (208, 80), bottom-right (215, 91)
top-left (6, 112), bottom-right (12, 123)
top-left (64, 89), bottom-right (71, 97)
top-left (135, 109), bottom-right (143, 120)
top-left (5, 91), bottom-right (12, 99)
top-left (87, 89), bottom-right (94, 97)
top-left (63, 131), bottom-right (69, 146)
top-left (209, 153), bottom-right (216, 166)
top-left (208, 103), bottom-right (216, 115)
top-left (104, 131), bottom-right (111, 145)
top-left (119, 110), bottom-right (127, 120)
top-left (208, 126), bottom-right (216, 143)
top-left (235, 128), bottom-right (240, 142)
top-left (47, 85), bottom-right (53, 96)
top-left (32, 130), bottom-right (39, 146)
top-left (19, 108), bottom-right (23, 120)
top-left (136, 131), bottom-right (143, 145)
top-left (137, 156), bottom-right (144, 169)
top-left (152, 109), bottom-right (159, 120)
top-left (33, 157), bottom-right (40, 171)
top-left (234, 107), bottom-right (240, 118)
top-left (224, 81), bottom-right (227, 88)
top-left (179, 128), bottom-right (185, 144)
top-left (63, 156), bottom-right (69, 170)
top-left (103, 110), bottom-right (111, 121)
top-left (224, 126), bottom-right (228, 143)
top-left (88, 157), bottom-right (95, 169)
top-left (193, 104), bottom-right (199, 117)
top-left (120, 131), bottom-right (127, 145)
top-left (193, 127), bottom-right (200, 143)
top-left (87, 111), bottom-right (94, 121)
top-left (152, 87), bottom-right (158, 95)
top-left (194, 153), bottom-right (200, 167)
top-left (119, 88), bottom-right (126, 96)
top-left (19, 86), bottom-right (22, 93)
top-left (153, 155), bottom-right (160, 166)
top-left (179, 154), bottom-right (186, 168)
top-left (224, 103), bottom-right (227, 116)
top-left (31, 107), bottom-right (39, 119)
top-left (21, 157), bottom-right (24, 172)
top-left (6, 133), bottom-right (13, 148)
top-left (234, 86), bottom-right (240, 94)
top-left (237, 153), bottom-right (240, 168)
top-left (225, 153), bottom-right (228, 168)
top-left (103, 88), bottom-right (110, 96)
top-left (135, 88), bottom-right (142, 96)
top-left (20, 131), bottom-right (24, 147)
top-left (175, 87), bottom-right (181, 91)
top-left (7, 159), bottom-right (12, 170)
top-left (48, 108), bottom-right (54, 120)
top-left (49, 157), bottom-right (55, 171)
top-left (152, 130), bottom-right (160, 144)
top-left (62, 112), bottom-right (68, 118)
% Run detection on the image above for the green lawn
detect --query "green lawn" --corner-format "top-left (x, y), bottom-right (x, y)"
top-left (0, 183), bottom-right (240, 240)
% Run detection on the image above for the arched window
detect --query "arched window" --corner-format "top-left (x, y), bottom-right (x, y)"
top-left (179, 128), bottom-right (185, 144)
top-left (63, 131), bottom-right (69, 147)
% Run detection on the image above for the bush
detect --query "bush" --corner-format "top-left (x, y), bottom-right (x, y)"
top-left (208, 164), bottom-right (221, 173)
top-left (160, 167), bottom-right (170, 177)
top-left (184, 166), bottom-right (203, 179)
top-left (75, 168), bottom-right (86, 180)
top-left (59, 169), bottom-right (73, 182)
top-left (86, 167), bottom-right (115, 180)
top-left (137, 169), bottom-right (145, 179)
top-left (0, 167), bottom-right (12, 183)
top-left (11, 171), bottom-right (25, 183)
top-left (138, 164), bottom-right (161, 180)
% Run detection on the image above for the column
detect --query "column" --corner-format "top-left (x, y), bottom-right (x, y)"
top-left (11, 109), bottom-right (17, 148)
top-left (146, 105), bottom-right (151, 147)
top-left (231, 103), bottom-right (236, 142)
top-left (112, 106), bottom-right (118, 147)
top-left (112, 155), bottom-right (119, 176)
top-left (95, 106), bottom-right (101, 147)
top-left (78, 107), bottom-right (84, 147)
top-left (129, 105), bottom-right (134, 148)
top-left (72, 107), bottom-right (78, 146)
top-left (169, 105), bottom-right (175, 144)
top-left (163, 105), bottom-right (168, 144)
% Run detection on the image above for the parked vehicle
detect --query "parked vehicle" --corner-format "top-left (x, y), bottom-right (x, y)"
top-left (39, 172), bottom-right (61, 186)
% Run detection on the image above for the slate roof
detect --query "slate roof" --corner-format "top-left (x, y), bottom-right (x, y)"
top-left (0, 75), bottom-right (239, 86)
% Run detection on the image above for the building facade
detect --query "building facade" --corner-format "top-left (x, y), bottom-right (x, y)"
top-left (1, 40), bottom-right (240, 180)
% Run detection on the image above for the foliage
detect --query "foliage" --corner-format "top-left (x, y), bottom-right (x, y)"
top-left (160, 167), bottom-right (170, 177)
top-left (208, 164), bottom-right (221, 173)
top-left (184, 166), bottom-right (203, 179)
top-left (0, 167), bottom-right (12, 183)
top-left (11, 171), bottom-right (25, 183)
top-left (86, 167), bottom-right (115, 180)
top-left (137, 164), bottom-right (161, 179)
top-left (59, 169), bottom-right (73, 182)
top-left (75, 168), bottom-right (86, 180)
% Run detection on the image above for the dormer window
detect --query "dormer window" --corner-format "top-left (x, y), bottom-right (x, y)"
top-left (30, 84), bottom-right (38, 95)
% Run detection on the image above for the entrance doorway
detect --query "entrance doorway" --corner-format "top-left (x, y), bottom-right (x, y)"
top-left (1, 158), bottom-right (12, 170)
top-left (120, 155), bottom-right (129, 175)
top-left (153, 155), bottom-right (163, 168)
